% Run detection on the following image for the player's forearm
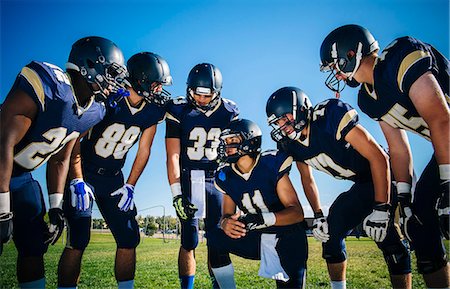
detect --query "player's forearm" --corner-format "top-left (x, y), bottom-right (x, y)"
top-left (429, 119), bottom-right (450, 166)
top-left (301, 180), bottom-right (322, 213)
top-left (389, 148), bottom-right (413, 184)
top-left (0, 141), bottom-right (14, 192)
top-left (68, 138), bottom-right (83, 180)
top-left (46, 156), bottom-right (70, 193)
top-left (127, 148), bottom-right (151, 186)
top-left (274, 205), bottom-right (304, 226)
top-left (369, 151), bottom-right (390, 204)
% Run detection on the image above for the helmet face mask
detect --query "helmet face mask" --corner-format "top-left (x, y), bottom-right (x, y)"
top-left (266, 87), bottom-right (312, 142)
top-left (217, 119), bottom-right (262, 164)
top-left (66, 36), bottom-right (128, 102)
top-left (127, 52), bottom-right (173, 106)
top-left (186, 63), bottom-right (222, 112)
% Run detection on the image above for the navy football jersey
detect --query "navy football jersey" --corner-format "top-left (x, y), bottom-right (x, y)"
top-left (358, 36), bottom-right (450, 141)
top-left (10, 61), bottom-right (105, 173)
top-left (165, 97), bottom-right (239, 173)
top-left (214, 150), bottom-right (293, 216)
top-left (279, 99), bottom-right (371, 182)
top-left (81, 97), bottom-right (165, 171)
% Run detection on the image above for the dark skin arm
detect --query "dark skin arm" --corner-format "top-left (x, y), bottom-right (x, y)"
top-left (0, 89), bottom-right (38, 193)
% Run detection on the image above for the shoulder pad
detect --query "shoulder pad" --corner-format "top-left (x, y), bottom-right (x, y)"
top-left (222, 98), bottom-right (239, 116)
top-left (171, 96), bottom-right (188, 105)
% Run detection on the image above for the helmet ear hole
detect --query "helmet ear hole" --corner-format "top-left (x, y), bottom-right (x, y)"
top-left (347, 50), bottom-right (356, 60)
top-left (86, 59), bottom-right (96, 69)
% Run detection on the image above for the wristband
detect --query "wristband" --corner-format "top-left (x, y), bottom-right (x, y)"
top-left (262, 212), bottom-right (276, 227)
top-left (396, 182), bottom-right (412, 195)
top-left (0, 191), bottom-right (10, 213)
top-left (49, 193), bottom-right (64, 209)
top-left (439, 164), bottom-right (450, 181)
top-left (170, 183), bottom-right (182, 198)
top-left (314, 210), bottom-right (324, 218)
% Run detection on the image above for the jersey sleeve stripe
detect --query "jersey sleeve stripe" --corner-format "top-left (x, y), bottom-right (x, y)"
top-left (336, 109), bottom-right (357, 140)
top-left (279, 156), bottom-right (293, 172)
top-left (214, 181), bottom-right (227, 194)
top-left (397, 50), bottom-right (431, 93)
top-left (20, 66), bottom-right (45, 111)
top-left (165, 112), bottom-right (180, 123)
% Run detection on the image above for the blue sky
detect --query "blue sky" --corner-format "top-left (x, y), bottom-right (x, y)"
top-left (1, 0), bottom-right (448, 218)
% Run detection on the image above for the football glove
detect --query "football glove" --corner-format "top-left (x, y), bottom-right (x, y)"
top-left (70, 178), bottom-right (94, 211)
top-left (363, 203), bottom-right (390, 243)
top-left (397, 192), bottom-right (422, 243)
top-left (111, 184), bottom-right (135, 212)
top-left (0, 212), bottom-right (13, 256)
top-left (312, 211), bottom-right (329, 243)
top-left (436, 180), bottom-right (449, 239)
top-left (238, 212), bottom-right (276, 231)
top-left (44, 208), bottom-right (64, 245)
top-left (173, 195), bottom-right (197, 221)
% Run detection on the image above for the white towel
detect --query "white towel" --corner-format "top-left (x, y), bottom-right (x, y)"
top-left (190, 170), bottom-right (206, 219)
top-left (258, 233), bottom-right (289, 282)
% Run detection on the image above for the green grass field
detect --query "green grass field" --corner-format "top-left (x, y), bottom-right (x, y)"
top-left (0, 232), bottom-right (448, 288)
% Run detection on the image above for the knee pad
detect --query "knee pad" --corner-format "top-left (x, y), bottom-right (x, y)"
top-left (66, 216), bottom-right (91, 250)
top-left (381, 240), bottom-right (412, 275)
top-left (181, 219), bottom-right (199, 251)
top-left (116, 228), bottom-right (140, 249)
top-left (322, 239), bottom-right (347, 263)
top-left (208, 246), bottom-right (231, 268)
top-left (417, 257), bottom-right (448, 274)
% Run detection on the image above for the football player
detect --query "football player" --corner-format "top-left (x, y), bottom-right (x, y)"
top-left (320, 24), bottom-right (449, 288)
top-left (266, 87), bottom-right (412, 289)
top-left (210, 118), bottom-right (308, 289)
top-left (0, 36), bottom-right (127, 289)
top-left (165, 63), bottom-right (239, 289)
top-left (57, 52), bottom-right (172, 289)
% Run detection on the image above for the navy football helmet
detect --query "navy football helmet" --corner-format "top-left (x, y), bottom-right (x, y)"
top-left (127, 52), bottom-right (173, 106)
top-left (186, 63), bottom-right (222, 111)
top-left (66, 36), bottom-right (128, 101)
top-left (218, 119), bottom-right (262, 163)
top-left (320, 24), bottom-right (379, 93)
top-left (266, 86), bottom-right (312, 142)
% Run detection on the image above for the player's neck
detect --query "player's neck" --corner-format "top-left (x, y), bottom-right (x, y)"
top-left (354, 54), bottom-right (376, 85)
top-left (128, 88), bottom-right (144, 107)
top-left (235, 155), bottom-right (257, 174)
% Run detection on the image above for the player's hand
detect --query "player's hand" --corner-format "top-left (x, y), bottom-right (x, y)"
top-left (173, 195), bottom-right (197, 221)
top-left (44, 208), bottom-right (64, 245)
top-left (70, 178), bottom-right (94, 211)
top-left (238, 212), bottom-right (276, 231)
top-left (111, 184), bottom-right (135, 212)
top-left (398, 193), bottom-right (422, 243)
top-left (436, 180), bottom-right (449, 239)
top-left (220, 212), bottom-right (246, 239)
top-left (0, 212), bottom-right (13, 255)
top-left (363, 203), bottom-right (390, 242)
top-left (312, 211), bottom-right (329, 243)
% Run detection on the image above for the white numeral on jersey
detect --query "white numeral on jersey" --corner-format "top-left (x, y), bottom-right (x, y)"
top-left (187, 127), bottom-right (221, 161)
top-left (304, 153), bottom-right (356, 179)
top-left (380, 103), bottom-right (430, 140)
top-left (95, 123), bottom-right (141, 159)
top-left (14, 127), bottom-right (80, 170)
top-left (241, 190), bottom-right (269, 214)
